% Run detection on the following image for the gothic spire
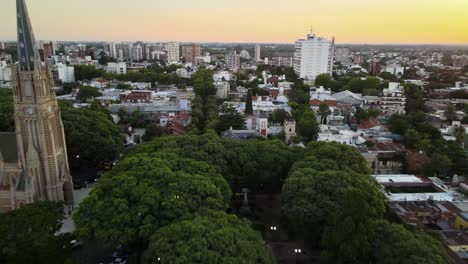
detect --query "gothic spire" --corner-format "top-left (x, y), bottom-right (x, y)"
top-left (16, 0), bottom-right (41, 71)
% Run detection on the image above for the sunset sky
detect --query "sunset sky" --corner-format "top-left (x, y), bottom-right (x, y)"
top-left (1, 0), bottom-right (468, 44)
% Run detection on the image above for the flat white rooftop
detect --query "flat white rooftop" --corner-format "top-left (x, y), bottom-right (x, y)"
top-left (373, 174), bottom-right (424, 183)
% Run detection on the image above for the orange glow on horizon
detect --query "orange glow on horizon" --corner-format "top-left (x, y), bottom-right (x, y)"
top-left (0, 0), bottom-right (467, 44)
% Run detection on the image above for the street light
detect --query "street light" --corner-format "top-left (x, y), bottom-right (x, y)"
top-left (270, 226), bottom-right (277, 231)
top-left (294, 249), bottom-right (301, 264)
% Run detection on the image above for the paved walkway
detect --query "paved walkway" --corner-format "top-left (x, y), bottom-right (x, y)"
top-left (60, 186), bottom-right (94, 234)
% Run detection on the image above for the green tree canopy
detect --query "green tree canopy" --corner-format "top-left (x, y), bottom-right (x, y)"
top-left (282, 169), bottom-right (383, 241)
top-left (245, 89), bottom-right (253, 115)
top-left (268, 109), bottom-right (290, 125)
top-left (142, 123), bottom-right (169, 142)
top-left (76, 86), bottom-right (102, 103)
top-left (74, 65), bottom-right (105, 81)
top-left (143, 211), bottom-right (273, 264)
top-left (296, 110), bottom-right (319, 143)
top-left (0, 202), bottom-right (70, 264)
top-left (74, 153), bottom-right (228, 253)
top-left (59, 101), bottom-right (123, 165)
top-left (191, 68), bottom-right (218, 134)
top-left (318, 103), bottom-right (332, 124)
top-left (217, 105), bottom-right (245, 133)
top-left (0, 89), bottom-right (14, 132)
top-left (368, 221), bottom-right (451, 264)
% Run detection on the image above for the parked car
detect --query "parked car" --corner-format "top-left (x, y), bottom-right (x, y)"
top-left (70, 239), bottom-right (83, 249)
top-left (73, 180), bottom-right (87, 190)
top-left (113, 258), bottom-right (127, 264)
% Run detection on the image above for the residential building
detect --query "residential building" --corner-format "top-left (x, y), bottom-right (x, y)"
top-left (334, 47), bottom-right (350, 63)
top-left (56, 63), bottom-right (75, 83)
top-left (381, 82), bottom-right (406, 115)
top-left (215, 81), bottom-right (230, 99)
top-left (181, 44), bottom-right (201, 63)
top-left (108, 42), bottom-right (118, 59)
top-left (107, 62), bottom-right (127, 74)
top-left (255, 44), bottom-right (261, 62)
top-left (0, 0), bottom-right (74, 212)
top-left (294, 32), bottom-right (335, 80)
top-left (382, 64), bottom-right (405, 76)
top-left (271, 56), bottom-right (293, 67)
top-left (131, 45), bottom-right (143, 61)
top-left (0, 61), bottom-right (11, 81)
top-left (165, 42), bottom-right (180, 63)
top-left (226, 51), bottom-right (241, 72)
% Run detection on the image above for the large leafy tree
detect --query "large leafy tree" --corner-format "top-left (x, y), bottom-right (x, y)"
top-left (321, 188), bottom-right (385, 263)
top-left (144, 211), bottom-right (273, 264)
top-left (296, 110), bottom-right (319, 143)
top-left (245, 89), bottom-right (253, 115)
top-left (59, 101), bottom-right (123, 165)
top-left (191, 68), bottom-right (218, 134)
top-left (282, 169), bottom-right (384, 241)
top-left (0, 202), bottom-right (70, 264)
top-left (76, 86), bottom-right (102, 103)
top-left (74, 153), bottom-right (228, 254)
top-left (216, 105), bottom-right (245, 133)
top-left (318, 103), bottom-right (332, 124)
top-left (74, 65), bottom-right (105, 81)
top-left (368, 221), bottom-right (451, 264)
top-left (0, 89), bottom-right (14, 132)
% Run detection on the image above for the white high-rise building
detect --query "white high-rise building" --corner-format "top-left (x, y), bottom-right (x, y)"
top-left (165, 42), bottom-right (180, 63)
top-left (108, 43), bottom-right (118, 59)
top-left (107, 62), bottom-right (127, 74)
top-left (132, 45), bottom-right (143, 61)
top-left (293, 33), bottom-right (335, 80)
top-left (225, 51), bottom-right (240, 72)
top-left (255, 44), bottom-right (261, 62)
top-left (56, 63), bottom-right (75, 83)
top-left (0, 61), bottom-right (11, 81)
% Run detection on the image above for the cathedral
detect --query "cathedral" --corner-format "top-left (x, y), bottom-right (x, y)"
top-left (0, 0), bottom-right (74, 212)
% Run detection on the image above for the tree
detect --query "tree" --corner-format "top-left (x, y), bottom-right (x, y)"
top-left (321, 188), bottom-right (385, 264)
top-left (245, 89), bottom-right (253, 115)
top-left (0, 89), bottom-right (14, 132)
top-left (318, 103), bottom-right (332, 124)
top-left (430, 153), bottom-right (453, 177)
top-left (217, 105), bottom-right (245, 133)
top-left (59, 101), bottom-right (123, 166)
top-left (74, 154), bottom-right (228, 258)
top-left (143, 211), bottom-right (273, 264)
top-left (142, 124), bottom-right (169, 142)
top-left (190, 68), bottom-right (218, 134)
top-left (446, 104), bottom-right (457, 123)
top-left (368, 221), bottom-right (451, 264)
top-left (296, 110), bottom-right (319, 143)
top-left (282, 169), bottom-right (384, 241)
top-left (74, 65), bottom-right (105, 81)
top-left (314, 73), bottom-right (332, 88)
top-left (268, 109), bottom-right (290, 125)
top-left (76, 86), bottom-right (102, 103)
top-left (404, 83), bottom-right (425, 114)
top-left (98, 51), bottom-right (116, 65)
top-left (454, 126), bottom-right (465, 144)
top-left (0, 202), bottom-right (70, 264)
top-left (345, 77), bottom-right (380, 93)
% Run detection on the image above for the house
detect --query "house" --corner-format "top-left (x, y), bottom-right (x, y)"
top-left (221, 129), bottom-right (266, 140)
top-left (333, 90), bottom-right (363, 106)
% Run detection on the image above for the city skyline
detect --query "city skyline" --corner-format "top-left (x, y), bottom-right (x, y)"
top-left (0, 0), bottom-right (468, 45)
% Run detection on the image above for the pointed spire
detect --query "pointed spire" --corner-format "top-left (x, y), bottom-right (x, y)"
top-left (17, 0), bottom-right (41, 71)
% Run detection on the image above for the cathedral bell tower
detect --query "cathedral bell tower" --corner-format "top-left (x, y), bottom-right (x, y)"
top-left (11, 0), bottom-right (74, 205)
